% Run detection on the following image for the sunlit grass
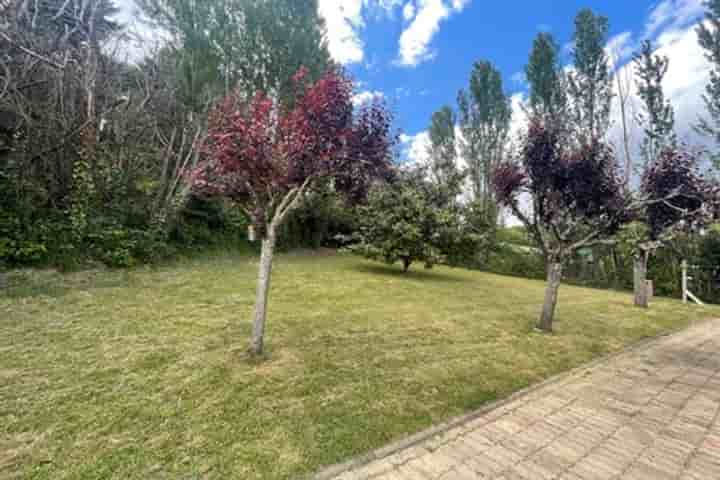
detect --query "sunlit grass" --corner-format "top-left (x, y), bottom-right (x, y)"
top-left (1, 252), bottom-right (716, 479)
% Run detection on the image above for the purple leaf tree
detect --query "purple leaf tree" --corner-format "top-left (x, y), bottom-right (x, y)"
top-left (493, 119), bottom-right (629, 331)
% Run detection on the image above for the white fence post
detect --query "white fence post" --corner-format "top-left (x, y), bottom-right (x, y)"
top-left (682, 260), bottom-right (688, 304)
top-left (682, 260), bottom-right (705, 306)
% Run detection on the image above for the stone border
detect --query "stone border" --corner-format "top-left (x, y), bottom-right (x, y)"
top-left (306, 317), bottom-right (717, 480)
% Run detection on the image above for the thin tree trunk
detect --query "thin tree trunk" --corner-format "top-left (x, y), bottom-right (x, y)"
top-left (402, 257), bottom-right (411, 273)
top-left (250, 230), bottom-right (276, 356)
top-left (633, 253), bottom-right (649, 308)
top-left (538, 261), bottom-right (562, 332)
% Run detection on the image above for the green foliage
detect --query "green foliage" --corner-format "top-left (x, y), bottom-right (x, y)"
top-left (568, 8), bottom-right (612, 138)
top-left (634, 40), bottom-right (676, 166)
top-left (2, 0), bottom-right (334, 271)
top-left (485, 244), bottom-right (546, 280)
top-left (525, 32), bottom-right (567, 123)
top-left (428, 106), bottom-right (459, 186)
top-left (278, 187), bottom-right (355, 251)
top-left (138, 0), bottom-right (331, 112)
top-left (697, 0), bottom-right (720, 165)
top-left (497, 226), bottom-right (534, 248)
top-left (457, 60), bottom-right (511, 221)
top-left (351, 170), bottom-right (484, 272)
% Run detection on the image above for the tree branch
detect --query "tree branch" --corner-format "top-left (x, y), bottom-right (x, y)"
top-left (0, 31), bottom-right (65, 70)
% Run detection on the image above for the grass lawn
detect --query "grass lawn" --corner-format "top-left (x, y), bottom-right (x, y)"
top-left (1, 252), bottom-right (717, 479)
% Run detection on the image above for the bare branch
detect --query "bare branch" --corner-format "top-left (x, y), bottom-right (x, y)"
top-left (0, 31), bottom-right (65, 70)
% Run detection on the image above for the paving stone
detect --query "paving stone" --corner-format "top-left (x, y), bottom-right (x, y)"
top-left (320, 321), bottom-right (720, 480)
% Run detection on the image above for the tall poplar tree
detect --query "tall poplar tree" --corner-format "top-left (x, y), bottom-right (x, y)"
top-left (634, 40), bottom-right (676, 168)
top-left (697, 0), bottom-right (720, 165)
top-left (427, 106), bottom-right (459, 186)
top-left (525, 32), bottom-right (567, 125)
top-left (457, 60), bottom-right (511, 222)
top-left (568, 8), bottom-right (613, 139)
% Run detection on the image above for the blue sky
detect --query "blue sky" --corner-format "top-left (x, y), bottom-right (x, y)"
top-left (314, 0), bottom-right (712, 162)
top-left (114, 0), bottom-right (713, 164)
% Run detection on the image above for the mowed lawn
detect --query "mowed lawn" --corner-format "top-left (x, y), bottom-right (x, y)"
top-left (2, 252), bottom-right (718, 479)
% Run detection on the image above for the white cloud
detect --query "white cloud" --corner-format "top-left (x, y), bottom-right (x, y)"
top-left (353, 90), bottom-right (386, 106)
top-left (376, 0), bottom-right (404, 12)
top-left (607, 16), bottom-right (711, 169)
top-left (508, 93), bottom-right (529, 141)
top-left (644, 0), bottom-right (705, 39)
top-left (606, 31), bottom-right (635, 64)
top-left (400, 131), bottom-right (431, 164)
top-left (396, 0), bottom-right (471, 67)
top-left (403, 2), bottom-right (416, 21)
top-left (318, 0), bottom-right (366, 64)
top-left (450, 0), bottom-right (471, 11)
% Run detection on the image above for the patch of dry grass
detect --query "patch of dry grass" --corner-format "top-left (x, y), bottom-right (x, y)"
top-left (1, 253), bottom-right (717, 479)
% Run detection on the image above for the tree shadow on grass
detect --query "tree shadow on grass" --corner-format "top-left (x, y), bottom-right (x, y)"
top-left (350, 263), bottom-right (469, 283)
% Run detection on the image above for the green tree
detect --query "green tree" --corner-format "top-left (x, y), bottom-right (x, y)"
top-left (457, 60), bottom-right (511, 223)
top-left (427, 106), bottom-right (460, 186)
top-left (696, 0), bottom-right (720, 164)
top-left (525, 32), bottom-right (567, 124)
top-left (137, 0), bottom-right (331, 113)
top-left (352, 169), bottom-right (482, 273)
top-left (568, 8), bottom-right (613, 138)
top-left (634, 40), bottom-right (676, 168)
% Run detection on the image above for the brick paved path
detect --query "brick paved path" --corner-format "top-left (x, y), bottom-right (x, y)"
top-left (325, 320), bottom-right (720, 480)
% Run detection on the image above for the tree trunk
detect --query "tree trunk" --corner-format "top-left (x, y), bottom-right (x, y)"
top-left (402, 257), bottom-right (411, 273)
top-left (250, 230), bottom-right (277, 356)
top-left (633, 254), bottom-right (649, 308)
top-left (538, 261), bottom-right (562, 332)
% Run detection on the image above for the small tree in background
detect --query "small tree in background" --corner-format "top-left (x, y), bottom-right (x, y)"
top-left (194, 68), bottom-right (394, 356)
top-left (352, 168), bottom-right (483, 273)
top-left (493, 120), bottom-right (629, 332)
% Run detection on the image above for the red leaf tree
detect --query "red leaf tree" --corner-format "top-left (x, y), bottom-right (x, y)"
top-left (193, 68), bottom-right (395, 355)
top-left (493, 119), bottom-right (630, 332)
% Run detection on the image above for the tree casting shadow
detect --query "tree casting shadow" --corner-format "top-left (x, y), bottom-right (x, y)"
top-left (351, 263), bottom-right (468, 283)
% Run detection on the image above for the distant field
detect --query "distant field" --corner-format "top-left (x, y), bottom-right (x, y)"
top-left (1, 252), bottom-right (716, 479)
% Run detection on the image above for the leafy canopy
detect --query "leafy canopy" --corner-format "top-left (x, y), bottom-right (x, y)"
top-left (352, 168), bottom-right (484, 272)
top-left (193, 68), bottom-right (395, 232)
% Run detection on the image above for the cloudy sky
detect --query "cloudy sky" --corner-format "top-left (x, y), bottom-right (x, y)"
top-left (314, 0), bottom-right (713, 165)
top-left (115, 0), bottom-right (714, 165)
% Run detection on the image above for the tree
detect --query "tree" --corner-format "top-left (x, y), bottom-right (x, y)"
top-left (632, 146), bottom-right (718, 307)
top-left (628, 40), bottom-right (679, 307)
top-left (634, 41), bottom-right (676, 168)
top-left (493, 120), bottom-right (629, 332)
top-left (696, 0), bottom-right (720, 163)
top-left (137, 0), bottom-right (331, 113)
top-left (427, 106), bottom-right (459, 186)
top-left (193, 68), bottom-right (394, 356)
top-left (352, 167), bottom-right (482, 273)
top-left (525, 32), bottom-right (567, 125)
top-left (458, 60), bottom-right (512, 223)
top-left (568, 8), bottom-right (613, 139)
